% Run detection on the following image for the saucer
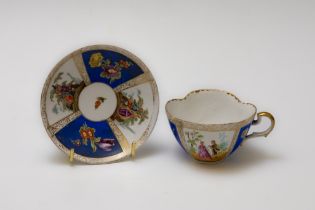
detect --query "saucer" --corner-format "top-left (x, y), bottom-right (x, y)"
top-left (41, 45), bottom-right (159, 164)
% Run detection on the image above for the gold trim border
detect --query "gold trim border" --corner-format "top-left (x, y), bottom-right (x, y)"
top-left (165, 89), bottom-right (256, 130)
top-left (72, 52), bottom-right (91, 85)
top-left (107, 118), bottom-right (131, 154)
top-left (114, 72), bottom-right (153, 92)
top-left (48, 111), bottom-right (82, 135)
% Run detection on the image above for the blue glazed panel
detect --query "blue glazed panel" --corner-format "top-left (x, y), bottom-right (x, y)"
top-left (55, 116), bottom-right (123, 158)
top-left (169, 121), bottom-right (185, 150)
top-left (230, 123), bottom-right (252, 155)
top-left (82, 50), bottom-right (144, 88)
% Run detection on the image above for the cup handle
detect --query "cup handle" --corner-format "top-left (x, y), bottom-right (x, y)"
top-left (245, 112), bottom-right (275, 140)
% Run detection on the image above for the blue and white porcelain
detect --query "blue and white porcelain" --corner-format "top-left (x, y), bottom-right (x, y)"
top-left (41, 45), bottom-right (159, 164)
top-left (166, 89), bottom-right (275, 163)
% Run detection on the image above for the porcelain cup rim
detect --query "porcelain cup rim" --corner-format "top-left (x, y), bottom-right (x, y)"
top-left (165, 89), bottom-right (257, 127)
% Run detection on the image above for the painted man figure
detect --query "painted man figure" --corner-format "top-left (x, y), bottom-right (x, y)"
top-left (210, 140), bottom-right (220, 156)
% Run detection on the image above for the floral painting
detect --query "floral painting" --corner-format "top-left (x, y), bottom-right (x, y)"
top-left (55, 116), bottom-right (123, 158)
top-left (88, 53), bottom-right (133, 83)
top-left (112, 90), bottom-right (148, 133)
top-left (71, 123), bottom-right (115, 152)
top-left (50, 72), bottom-right (85, 114)
top-left (184, 130), bottom-right (232, 161)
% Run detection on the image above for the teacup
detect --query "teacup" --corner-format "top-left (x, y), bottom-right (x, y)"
top-left (165, 89), bottom-right (275, 163)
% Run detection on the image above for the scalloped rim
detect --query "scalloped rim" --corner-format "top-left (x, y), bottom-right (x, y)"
top-left (165, 89), bottom-right (257, 127)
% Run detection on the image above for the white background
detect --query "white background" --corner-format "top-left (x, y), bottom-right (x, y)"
top-left (0, 0), bottom-right (314, 209)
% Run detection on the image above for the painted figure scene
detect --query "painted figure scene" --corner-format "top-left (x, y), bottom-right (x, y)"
top-left (184, 130), bottom-right (233, 161)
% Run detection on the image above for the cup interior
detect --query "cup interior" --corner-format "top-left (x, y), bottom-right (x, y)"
top-left (166, 90), bottom-right (256, 125)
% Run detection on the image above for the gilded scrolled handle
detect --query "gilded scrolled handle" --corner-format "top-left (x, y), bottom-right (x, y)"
top-left (246, 112), bottom-right (275, 140)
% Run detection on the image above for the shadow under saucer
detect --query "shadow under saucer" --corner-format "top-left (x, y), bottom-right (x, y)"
top-left (47, 151), bottom-right (89, 166)
top-left (135, 139), bottom-right (170, 160)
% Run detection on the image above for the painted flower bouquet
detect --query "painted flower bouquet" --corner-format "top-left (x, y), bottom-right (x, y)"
top-left (89, 53), bottom-right (133, 83)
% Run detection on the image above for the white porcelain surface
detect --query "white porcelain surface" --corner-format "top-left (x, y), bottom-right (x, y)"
top-left (78, 83), bottom-right (117, 122)
top-left (166, 90), bottom-right (256, 124)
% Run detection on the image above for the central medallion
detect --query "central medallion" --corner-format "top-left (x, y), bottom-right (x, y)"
top-left (78, 82), bottom-right (117, 122)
